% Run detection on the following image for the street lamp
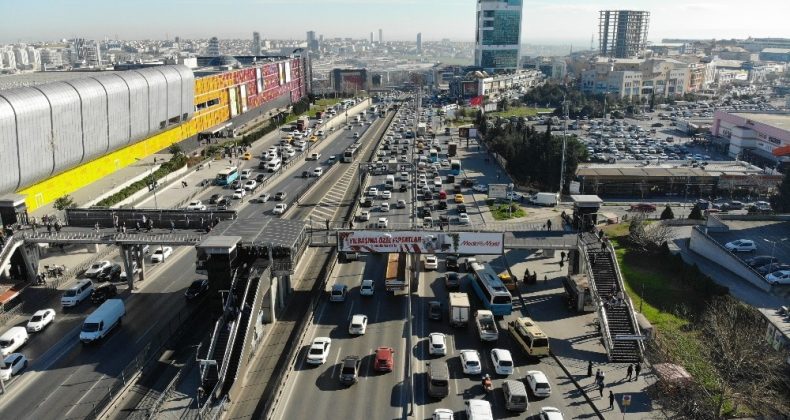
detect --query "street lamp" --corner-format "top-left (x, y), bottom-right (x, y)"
top-left (135, 157), bottom-right (159, 209)
top-left (763, 238), bottom-right (788, 262)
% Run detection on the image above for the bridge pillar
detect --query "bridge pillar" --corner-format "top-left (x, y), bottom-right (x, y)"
top-left (18, 243), bottom-right (39, 283)
top-left (120, 245), bottom-right (134, 290)
top-left (135, 245), bottom-right (146, 282)
top-left (568, 249), bottom-right (581, 275)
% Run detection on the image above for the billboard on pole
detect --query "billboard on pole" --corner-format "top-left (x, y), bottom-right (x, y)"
top-left (337, 231), bottom-right (504, 254)
top-left (488, 184), bottom-right (508, 199)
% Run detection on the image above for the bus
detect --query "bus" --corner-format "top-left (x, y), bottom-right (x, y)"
top-left (342, 146), bottom-right (358, 163)
top-left (384, 253), bottom-right (406, 291)
top-left (450, 159), bottom-right (461, 176)
top-left (215, 166), bottom-right (239, 186)
top-left (468, 262), bottom-right (512, 316)
top-left (507, 317), bottom-right (550, 358)
top-left (429, 149), bottom-right (439, 163)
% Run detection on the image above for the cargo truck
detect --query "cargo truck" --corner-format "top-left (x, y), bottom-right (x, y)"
top-left (475, 309), bottom-right (499, 341)
top-left (385, 253), bottom-right (407, 291)
top-left (449, 292), bottom-right (470, 327)
top-left (296, 116), bottom-right (310, 131)
top-left (80, 299), bottom-right (125, 344)
top-left (447, 143), bottom-right (457, 157)
top-left (530, 192), bottom-right (558, 207)
top-left (417, 123), bottom-right (427, 137)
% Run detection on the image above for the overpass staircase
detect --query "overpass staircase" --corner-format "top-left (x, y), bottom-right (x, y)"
top-left (581, 234), bottom-right (644, 363)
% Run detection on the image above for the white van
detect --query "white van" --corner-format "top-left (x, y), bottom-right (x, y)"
top-left (502, 379), bottom-right (528, 412)
top-left (0, 327), bottom-right (29, 356)
top-left (80, 299), bottom-right (125, 344)
top-left (266, 158), bottom-right (282, 173)
top-left (385, 175), bottom-right (395, 190)
top-left (61, 279), bottom-right (94, 308)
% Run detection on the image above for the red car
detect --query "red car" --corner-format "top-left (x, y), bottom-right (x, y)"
top-left (629, 203), bottom-right (656, 212)
top-left (373, 347), bottom-right (395, 372)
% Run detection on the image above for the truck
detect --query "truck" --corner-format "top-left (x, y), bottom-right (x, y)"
top-left (80, 299), bottom-right (125, 344)
top-left (475, 309), bottom-right (499, 341)
top-left (447, 142), bottom-right (457, 157)
top-left (530, 192), bottom-right (558, 207)
top-left (315, 111), bottom-right (324, 120)
top-left (296, 116), bottom-right (310, 131)
top-left (449, 292), bottom-right (471, 327)
top-left (417, 123), bottom-right (427, 137)
top-left (384, 253), bottom-right (406, 291)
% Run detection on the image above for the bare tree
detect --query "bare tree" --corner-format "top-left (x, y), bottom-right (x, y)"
top-left (628, 213), bottom-right (675, 252)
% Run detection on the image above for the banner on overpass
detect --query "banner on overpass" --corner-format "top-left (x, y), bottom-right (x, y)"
top-left (337, 231), bottom-right (504, 254)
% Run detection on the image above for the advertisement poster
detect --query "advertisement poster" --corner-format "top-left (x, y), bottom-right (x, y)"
top-left (337, 231), bottom-right (504, 255)
top-left (488, 184), bottom-right (508, 199)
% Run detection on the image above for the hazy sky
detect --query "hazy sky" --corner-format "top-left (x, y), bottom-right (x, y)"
top-left (1, 0), bottom-right (788, 45)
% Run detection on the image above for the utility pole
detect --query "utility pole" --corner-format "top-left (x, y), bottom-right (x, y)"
top-left (559, 97), bottom-right (569, 197)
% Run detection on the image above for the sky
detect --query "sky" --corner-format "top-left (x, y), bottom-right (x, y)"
top-left (0, 0), bottom-right (788, 45)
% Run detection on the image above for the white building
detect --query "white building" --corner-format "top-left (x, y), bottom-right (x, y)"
top-left (26, 47), bottom-right (41, 71)
top-left (581, 57), bottom-right (690, 99)
top-left (13, 47), bottom-right (29, 68)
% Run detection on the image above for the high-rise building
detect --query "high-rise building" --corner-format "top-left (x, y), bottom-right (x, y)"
top-left (378, 29), bottom-right (383, 44)
top-left (252, 32), bottom-right (261, 55)
top-left (598, 10), bottom-right (650, 59)
top-left (370, 32), bottom-right (374, 44)
top-left (474, 0), bottom-right (523, 72)
top-left (307, 31), bottom-right (319, 53)
top-left (207, 37), bottom-right (220, 56)
top-left (417, 33), bottom-right (422, 54)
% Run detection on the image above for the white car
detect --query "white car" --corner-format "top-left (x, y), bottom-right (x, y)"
top-left (724, 239), bottom-right (756, 252)
top-left (85, 260), bottom-right (112, 278)
top-left (273, 203), bottom-right (288, 215)
top-left (305, 337), bottom-right (332, 365)
top-left (240, 169), bottom-right (253, 179)
top-left (490, 348), bottom-right (514, 376)
top-left (396, 199), bottom-right (406, 209)
top-left (766, 270), bottom-right (790, 285)
top-left (0, 353), bottom-right (27, 381)
top-left (232, 189), bottom-right (246, 199)
top-left (432, 408), bottom-right (454, 420)
top-left (526, 370), bottom-right (552, 397)
top-left (459, 349), bottom-right (482, 375)
top-left (428, 332), bottom-right (447, 356)
top-left (472, 184), bottom-right (488, 193)
top-left (368, 187), bottom-right (379, 197)
top-left (377, 217), bottom-right (388, 228)
top-left (381, 190), bottom-right (392, 200)
top-left (458, 213), bottom-right (470, 225)
top-left (360, 279), bottom-right (375, 296)
top-left (424, 255), bottom-right (438, 270)
top-left (380, 202), bottom-right (390, 212)
top-left (150, 246), bottom-right (173, 263)
top-left (440, 159), bottom-right (450, 168)
top-left (465, 399), bottom-right (493, 420)
top-left (313, 167), bottom-right (324, 177)
top-left (243, 180), bottom-right (257, 191)
top-left (348, 314), bottom-right (368, 335)
top-left (358, 210), bottom-right (371, 221)
top-left (186, 200), bottom-right (206, 210)
top-left (539, 407), bottom-right (564, 420)
top-left (26, 309), bottom-right (55, 332)
top-left (254, 193), bottom-right (271, 203)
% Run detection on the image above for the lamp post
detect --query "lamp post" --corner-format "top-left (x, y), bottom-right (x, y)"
top-left (764, 238), bottom-right (788, 263)
top-left (135, 157), bottom-right (159, 209)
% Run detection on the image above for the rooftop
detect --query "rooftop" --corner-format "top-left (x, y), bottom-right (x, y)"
top-left (577, 161), bottom-right (766, 178)
top-left (0, 70), bottom-right (114, 90)
top-left (732, 112), bottom-right (790, 131)
top-left (761, 48), bottom-right (790, 54)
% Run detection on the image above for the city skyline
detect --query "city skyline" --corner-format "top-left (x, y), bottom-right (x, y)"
top-left (0, 0), bottom-right (788, 45)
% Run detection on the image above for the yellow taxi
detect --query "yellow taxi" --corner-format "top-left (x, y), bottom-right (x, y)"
top-left (309, 135), bottom-right (319, 142)
top-left (454, 194), bottom-right (464, 204)
top-left (499, 273), bottom-right (517, 292)
top-left (242, 152), bottom-right (252, 160)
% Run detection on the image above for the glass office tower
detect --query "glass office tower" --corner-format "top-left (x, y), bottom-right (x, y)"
top-left (475, 0), bottom-right (523, 72)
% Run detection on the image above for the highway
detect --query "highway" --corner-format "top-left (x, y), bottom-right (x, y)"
top-left (0, 100), bottom-right (373, 419)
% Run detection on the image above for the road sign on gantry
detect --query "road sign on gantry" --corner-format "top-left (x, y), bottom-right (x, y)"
top-left (337, 231), bottom-right (504, 254)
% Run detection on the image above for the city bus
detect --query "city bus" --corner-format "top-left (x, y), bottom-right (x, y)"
top-left (507, 317), bottom-right (550, 358)
top-left (429, 149), bottom-right (439, 163)
top-left (468, 262), bottom-right (512, 316)
top-left (342, 145), bottom-right (359, 163)
top-left (215, 166), bottom-right (239, 186)
top-left (450, 159), bottom-right (462, 176)
top-left (384, 253), bottom-right (406, 291)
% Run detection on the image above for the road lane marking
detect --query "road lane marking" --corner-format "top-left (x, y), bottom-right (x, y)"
top-left (62, 373), bottom-right (107, 419)
top-left (331, 346), bottom-right (342, 378)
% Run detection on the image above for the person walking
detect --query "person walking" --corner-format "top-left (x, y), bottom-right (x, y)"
top-left (598, 382), bottom-right (605, 398)
top-left (546, 219), bottom-right (552, 231)
top-left (587, 360), bottom-right (593, 377)
top-left (626, 364), bottom-right (634, 381)
top-left (595, 369), bottom-right (602, 385)
top-left (609, 390), bottom-right (615, 409)
top-left (634, 363), bottom-right (641, 381)
top-left (560, 251), bottom-right (566, 263)
top-left (170, 220), bottom-right (175, 233)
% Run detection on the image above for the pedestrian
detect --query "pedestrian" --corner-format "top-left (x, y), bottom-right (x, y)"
top-left (634, 363), bottom-right (641, 381)
top-left (560, 251), bottom-right (566, 263)
top-left (122, 223), bottom-right (127, 234)
top-left (546, 219), bottom-right (552, 231)
top-left (142, 215), bottom-right (147, 225)
top-left (626, 364), bottom-right (633, 381)
top-left (609, 390), bottom-right (615, 409)
top-left (47, 223), bottom-right (52, 234)
top-left (170, 220), bottom-right (175, 233)
top-left (598, 382), bottom-right (605, 398)
top-left (55, 222), bottom-right (61, 233)
top-left (153, 157), bottom-right (157, 164)
top-left (136, 221), bottom-right (141, 232)
top-left (587, 360), bottom-right (593, 377)
top-left (595, 369), bottom-right (601, 384)
top-left (95, 222), bottom-right (100, 233)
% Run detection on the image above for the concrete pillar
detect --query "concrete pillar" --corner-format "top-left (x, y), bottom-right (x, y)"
top-left (120, 245), bottom-right (135, 290)
top-left (136, 245), bottom-right (146, 282)
top-left (18, 244), bottom-right (38, 282)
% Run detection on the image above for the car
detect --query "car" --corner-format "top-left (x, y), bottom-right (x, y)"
top-left (272, 203), bottom-right (288, 215)
top-left (275, 191), bottom-right (287, 201)
top-left (0, 353), bottom-right (27, 381)
top-left (26, 309), bottom-right (55, 332)
top-left (374, 346), bottom-right (395, 372)
top-left (432, 408), bottom-right (454, 420)
top-left (328, 155), bottom-right (337, 164)
top-left (444, 272), bottom-right (460, 289)
top-left (380, 202), bottom-right (390, 212)
top-left (255, 173), bottom-right (266, 183)
top-left (368, 187), bottom-right (379, 197)
top-left (253, 193), bottom-right (271, 203)
top-left (765, 270), bottom-right (790, 285)
top-left (539, 407), bottom-right (565, 420)
top-left (446, 255), bottom-right (459, 271)
top-left (90, 282), bottom-right (118, 304)
top-left (339, 355), bottom-right (361, 385)
top-left (230, 179), bottom-right (242, 190)
top-left (725, 239), bottom-right (756, 252)
top-left (240, 168), bottom-right (253, 178)
top-left (454, 194), bottom-right (465, 204)
top-left (96, 264), bottom-right (122, 282)
top-left (399, 184), bottom-right (408, 192)
top-left (490, 348), bottom-right (514, 376)
top-left (629, 203), bottom-right (656, 212)
top-left (361, 197), bottom-right (373, 207)
top-left (185, 279), bottom-right (209, 300)
top-left (120, 261), bottom-right (140, 282)
top-left (745, 255), bottom-right (778, 268)
top-left (377, 217), bottom-right (388, 228)
top-left (465, 400), bottom-right (493, 420)
top-left (428, 301), bottom-right (442, 321)
top-left (358, 210), bottom-right (371, 221)
top-left (186, 200), bottom-right (207, 210)
top-left (381, 190), bottom-right (392, 200)
top-left (458, 213), bottom-right (470, 225)
top-left (312, 167), bottom-right (324, 177)
top-left (209, 194), bottom-right (221, 204)
top-left (306, 337), bottom-right (332, 365)
top-left (349, 314), bottom-right (368, 335)
top-left (330, 284), bottom-right (348, 302)
top-left (232, 189), bottom-right (246, 199)
top-left (428, 332), bottom-right (447, 356)
top-left (84, 261), bottom-right (112, 278)
top-left (150, 246), bottom-right (173, 263)
top-left (396, 199), bottom-right (406, 209)
top-left (472, 184), bottom-right (488, 193)
top-left (459, 349), bottom-right (482, 375)
top-left (360, 279), bottom-right (375, 296)
top-left (756, 262), bottom-right (790, 276)
top-left (243, 180), bottom-right (257, 191)
top-left (526, 370), bottom-right (552, 397)
top-left (424, 255), bottom-right (438, 270)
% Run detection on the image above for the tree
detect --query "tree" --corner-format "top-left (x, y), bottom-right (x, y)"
top-left (771, 170), bottom-right (790, 213)
top-left (688, 204), bottom-right (704, 220)
top-left (660, 205), bottom-right (675, 220)
top-left (628, 213), bottom-right (675, 253)
top-left (168, 143), bottom-right (183, 156)
top-left (53, 195), bottom-right (76, 211)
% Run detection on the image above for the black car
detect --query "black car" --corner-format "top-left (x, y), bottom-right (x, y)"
top-left (209, 194), bottom-right (221, 204)
top-left (420, 208), bottom-right (432, 218)
top-left (361, 198), bottom-right (373, 208)
top-left (399, 184), bottom-right (408, 192)
top-left (256, 173), bottom-right (266, 183)
top-left (339, 356), bottom-right (361, 386)
top-left (185, 279), bottom-right (209, 300)
top-left (423, 191), bottom-right (433, 201)
top-left (446, 255), bottom-right (460, 271)
top-left (457, 204), bottom-right (467, 213)
top-left (91, 283), bottom-right (118, 304)
top-left (96, 264), bottom-right (122, 282)
top-left (444, 272), bottom-right (460, 290)
top-left (437, 200), bottom-right (448, 210)
top-left (757, 263), bottom-right (790, 276)
top-left (428, 301), bottom-right (442, 321)
top-left (745, 255), bottom-right (778, 268)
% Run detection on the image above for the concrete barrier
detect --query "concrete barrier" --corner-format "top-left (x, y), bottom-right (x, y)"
top-left (688, 226), bottom-right (773, 292)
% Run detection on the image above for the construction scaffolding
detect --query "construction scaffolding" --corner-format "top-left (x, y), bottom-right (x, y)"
top-left (599, 10), bottom-right (650, 58)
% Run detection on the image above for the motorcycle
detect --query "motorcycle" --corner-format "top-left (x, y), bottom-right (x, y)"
top-left (482, 374), bottom-right (493, 393)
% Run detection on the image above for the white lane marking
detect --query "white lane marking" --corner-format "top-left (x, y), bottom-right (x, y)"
top-left (62, 373), bottom-right (107, 419)
top-left (331, 346), bottom-right (342, 379)
top-left (346, 300), bottom-right (355, 320)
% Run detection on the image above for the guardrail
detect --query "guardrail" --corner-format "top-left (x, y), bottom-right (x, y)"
top-left (605, 238), bottom-right (645, 357)
top-left (578, 237), bottom-right (615, 359)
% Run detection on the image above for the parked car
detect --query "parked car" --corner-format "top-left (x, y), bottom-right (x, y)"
top-left (757, 263), bottom-right (790, 276)
top-left (26, 309), bottom-right (55, 333)
top-left (745, 255), bottom-right (778, 268)
top-left (185, 279), bottom-right (209, 300)
top-left (629, 203), bottom-right (657, 212)
top-left (0, 353), bottom-right (27, 381)
top-left (765, 270), bottom-right (790, 285)
top-left (724, 239), bottom-right (756, 252)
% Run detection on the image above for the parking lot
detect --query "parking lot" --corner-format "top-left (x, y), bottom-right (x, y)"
top-left (708, 219), bottom-right (790, 285)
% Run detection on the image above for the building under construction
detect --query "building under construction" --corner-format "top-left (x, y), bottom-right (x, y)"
top-left (599, 10), bottom-right (650, 59)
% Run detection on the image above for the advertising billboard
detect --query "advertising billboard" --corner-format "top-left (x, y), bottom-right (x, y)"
top-left (337, 231), bottom-right (504, 255)
top-left (487, 184), bottom-right (508, 199)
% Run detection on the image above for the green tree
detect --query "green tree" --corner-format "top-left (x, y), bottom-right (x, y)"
top-left (168, 143), bottom-right (183, 156)
top-left (660, 205), bottom-right (675, 220)
top-left (688, 204), bottom-right (704, 220)
top-left (53, 195), bottom-right (76, 211)
top-left (771, 170), bottom-right (790, 213)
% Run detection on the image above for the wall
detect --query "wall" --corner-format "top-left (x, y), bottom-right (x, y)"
top-left (688, 226), bottom-right (773, 292)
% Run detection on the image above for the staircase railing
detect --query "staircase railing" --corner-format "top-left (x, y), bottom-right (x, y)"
top-left (578, 239), bottom-right (614, 359)
top-left (604, 239), bottom-right (645, 357)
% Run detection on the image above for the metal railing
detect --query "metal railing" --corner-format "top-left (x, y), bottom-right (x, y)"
top-left (577, 239), bottom-right (615, 359)
top-left (604, 238), bottom-right (645, 356)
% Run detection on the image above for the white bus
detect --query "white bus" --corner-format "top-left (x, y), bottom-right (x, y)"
top-left (343, 146), bottom-right (359, 163)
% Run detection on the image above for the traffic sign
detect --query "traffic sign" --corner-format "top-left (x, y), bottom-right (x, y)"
top-left (623, 394), bottom-right (632, 406)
